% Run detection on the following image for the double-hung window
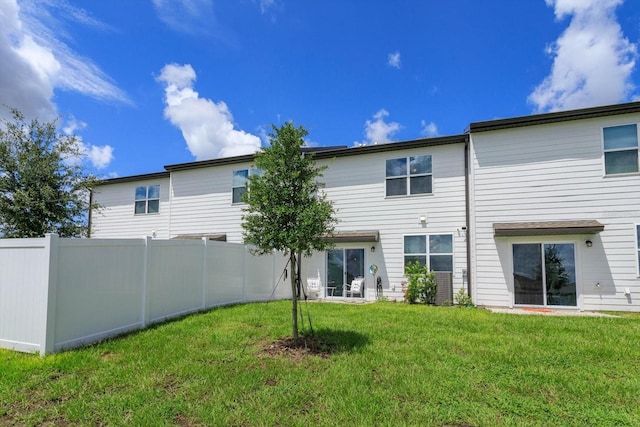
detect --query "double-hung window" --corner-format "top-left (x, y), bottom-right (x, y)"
top-left (404, 234), bottom-right (453, 271)
top-left (603, 124), bottom-right (639, 175)
top-left (232, 169), bottom-right (249, 203)
top-left (135, 185), bottom-right (160, 214)
top-left (386, 155), bottom-right (432, 196)
top-left (232, 168), bottom-right (261, 204)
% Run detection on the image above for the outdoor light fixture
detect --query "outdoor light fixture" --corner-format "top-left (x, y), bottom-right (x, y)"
top-left (371, 246), bottom-right (376, 253)
top-left (586, 240), bottom-right (593, 248)
top-left (419, 215), bottom-right (427, 223)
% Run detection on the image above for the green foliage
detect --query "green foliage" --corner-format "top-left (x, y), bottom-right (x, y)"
top-left (0, 108), bottom-right (100, 237)
top-left (241, 121), bottom-right (337, 338)
top-left (241, 121), bottom-right (337, 257)
top-left (454, 287), bottom-right (474, 307)
top-left (404, 261), bottom-right (437, 304)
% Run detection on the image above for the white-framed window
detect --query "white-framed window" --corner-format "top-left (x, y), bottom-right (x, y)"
top-left (135, 185), bottom-right (160, 215)
top-left (404, 234), bottom-right (453, 272)
top-left (232, 168), bottom-right (262, 204)
top-left (603, 124), bottom-right (639, 175)
top-left (232, 169), bottom-right (249, 204)
top-left (386, 155), bottom-right (432, 197)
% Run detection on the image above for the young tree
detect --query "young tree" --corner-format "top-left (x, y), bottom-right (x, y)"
top-left (0, 108), bottom-right (100, 238)
top-left (242, 121), bottom-right (337, 339)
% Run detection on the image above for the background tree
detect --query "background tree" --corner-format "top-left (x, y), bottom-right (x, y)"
top-left (242, 121), bottom-right (337, 340)
top-left (0, 108), bottom-right (100, 238)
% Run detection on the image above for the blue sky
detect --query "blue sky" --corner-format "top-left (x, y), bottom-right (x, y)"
top-left (1, 0), bottom-right (639, 178)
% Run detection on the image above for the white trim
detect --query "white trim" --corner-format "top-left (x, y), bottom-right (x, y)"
top-left (601, 123), bottom-right (640, 176)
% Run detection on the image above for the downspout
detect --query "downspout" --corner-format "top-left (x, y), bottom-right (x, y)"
top-left (464, 139), bottom-right (472, 298)
top-left (87, 190), bottom-right (93, 238)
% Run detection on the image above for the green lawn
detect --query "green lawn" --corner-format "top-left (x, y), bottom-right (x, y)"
top-left (2, 301), bottom-right (640, 426)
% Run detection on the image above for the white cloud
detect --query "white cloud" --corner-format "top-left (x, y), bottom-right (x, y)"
top-left (388, 51), bottom-right (401, 69)
top-left (420, 120), bottom-right (438, 137)
top-left (157, 63), bottom-right (262, 160)
top-left (529, 0), bottom-right (637, 112)
top-left (62, 116), bottom-right (114, 170)
top-left (256, 0), bottom-right (276, 14)
top-left (152, 0), bottom-right (215, 35)
top-left (358, 109), bottom-right (401, 145)
top-left (0, 0), bottom-right (130, 122)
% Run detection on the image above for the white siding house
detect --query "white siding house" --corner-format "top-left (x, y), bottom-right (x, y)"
top-left (92, 101), bottom-right (640, 311)
top-left (469, 103), bottom-right (640, 312)
top-left (92, 136), bottom-right (469, 302)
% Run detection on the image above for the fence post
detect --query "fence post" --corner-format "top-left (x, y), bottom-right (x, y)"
top-left (201, 237), bottom-right (207, 310)
top-left (141, 236), bottom-right (151, 328)
top-left (243, 246), bottom-right (247, 302)
top-left (40, 233), bottom-right (59, 355)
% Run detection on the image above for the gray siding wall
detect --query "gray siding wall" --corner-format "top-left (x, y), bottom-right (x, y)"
top-left (92, 178), bottom-right (171, 239)
top-left (470, 112), bottom-right (640, 311)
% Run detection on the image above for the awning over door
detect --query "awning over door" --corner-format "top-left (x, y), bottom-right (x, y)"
top-left (172, 233), bottom-right (227, 241)
top-left (493, 220), bottom-right (604, 236)
top-left (322, 230), bottom-right (380, 243)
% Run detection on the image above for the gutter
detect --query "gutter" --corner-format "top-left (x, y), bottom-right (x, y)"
top-left (464, 140), bottom-right (472, 298)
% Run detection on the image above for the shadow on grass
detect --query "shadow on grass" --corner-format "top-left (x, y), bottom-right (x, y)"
top-left (305, 327), bottom-right (371, 354)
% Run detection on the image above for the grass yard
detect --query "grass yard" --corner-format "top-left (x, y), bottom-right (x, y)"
top-left (1, 301), bottom-right (640, 426)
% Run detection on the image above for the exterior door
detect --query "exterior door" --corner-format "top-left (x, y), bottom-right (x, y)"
top-left (513, 243), bottom-right (577, 307)
top-left (326, 249), bottom-right (365, 297)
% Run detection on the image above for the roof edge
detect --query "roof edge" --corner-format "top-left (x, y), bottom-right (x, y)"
top-left (97, 171), bottom-right (170, 185)
top-left (470, 101), bottom-right (640, 133)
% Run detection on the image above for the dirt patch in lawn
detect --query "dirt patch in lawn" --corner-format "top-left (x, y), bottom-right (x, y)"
top-left (260, 336), bottom-right (334, 361)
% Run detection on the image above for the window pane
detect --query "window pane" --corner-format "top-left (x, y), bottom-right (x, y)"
top-left (513, 243), bottom-right (544, 305)
top-left (147, 200), bottom-right (159, 214)
top-left (637, 225), bottom-right (640, 247)
top-left (404, 255), bottom-right (426, 268)
top-left (148, 185), bottom-right (160, 199)
top-left (430, 234), bottom-right (453, 253)
top-left (545, 244), bottom-right (577, 306)
top-left (605, 150), bottom-right (638, 174)
top-left (410, 175), bottom-right (432, 194)
top-left (386, 158), bottom-right (406, 177)
top-left (232, 187), bottom-right (246, 203)
top-left (604, 124), bottom-right (638, 150)
top-left (135, 186), bottom-right (147, 200)
top-left (404, 235), bottom-right (426, 254)
top-left (135, 201), bottom-right (147, 214)
top-left (429, 255), bottom-right (453, 272)
top-left (410, 155), bottom-right (432, 175)
top-left (233, 169), bottom-right (249, 187)
top-left (386, 177), bottom-right (406, 196)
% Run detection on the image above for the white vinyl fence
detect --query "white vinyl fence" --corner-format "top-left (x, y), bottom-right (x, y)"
top-left (0, 234), bottom-right (291, 355)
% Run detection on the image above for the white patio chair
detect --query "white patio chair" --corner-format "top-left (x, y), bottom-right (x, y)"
top-left (306, 273), bottom-right (322, 299)
top-left (346, 277), bottom-right (365, 298)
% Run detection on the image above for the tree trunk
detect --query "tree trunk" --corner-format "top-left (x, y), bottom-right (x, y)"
top-left (290, 251), bottom-right (299, 340)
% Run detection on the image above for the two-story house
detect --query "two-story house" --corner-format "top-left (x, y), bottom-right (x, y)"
top-left (91, 101), bottom-right (640, 311)
top-left (91, 135), bottom-right (470, 303)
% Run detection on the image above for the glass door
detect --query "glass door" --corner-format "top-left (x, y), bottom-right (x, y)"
top-left (513, 243), bottom-right (576, 307)
top-left (326, 249), bottom-right (365, 297)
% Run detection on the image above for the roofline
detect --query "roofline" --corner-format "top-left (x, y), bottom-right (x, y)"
top-left (164, 134), bottom-right (468, 171)
top-left (98, 171), bottom-right (170, 185)
top-left (469, 101), bottom-right (640, 133)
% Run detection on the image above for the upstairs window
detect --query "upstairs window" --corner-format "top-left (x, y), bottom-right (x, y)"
top-left (232, 168), bottom-right (261, 204)
top-left (386, 155), bottom-right (432, 196)
top-left (604, 124), bottom-right (639, 175)
top-left (135, 185), bottom-right (160, 214)
top-left (232, 169), bottom-right (249, 203)
top-left (404, 234), bottom-right (453, 272)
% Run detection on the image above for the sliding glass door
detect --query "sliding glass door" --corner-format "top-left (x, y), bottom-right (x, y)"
top-left (326, 249), bottom-right (365, 297)
top-left (513, 243), bottom-right (577, 307)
